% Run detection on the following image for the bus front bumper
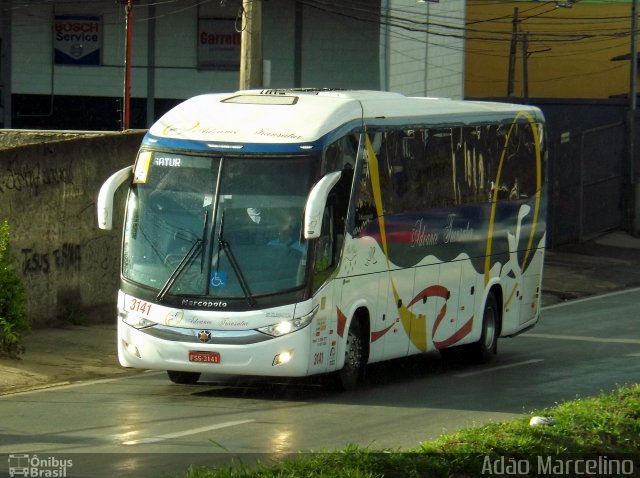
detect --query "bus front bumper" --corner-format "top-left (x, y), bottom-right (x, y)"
top-left (117, 319), bottom-right (312, 378)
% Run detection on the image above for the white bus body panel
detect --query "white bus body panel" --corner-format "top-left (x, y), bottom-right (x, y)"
top-left (116, 290), bottom-right (339, 378)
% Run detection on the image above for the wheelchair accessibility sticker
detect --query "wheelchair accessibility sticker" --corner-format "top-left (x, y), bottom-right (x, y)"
top-left (210, 271), bottom-right (227, 288)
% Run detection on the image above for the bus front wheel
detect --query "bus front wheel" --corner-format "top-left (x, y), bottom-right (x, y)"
top-left (324, 319), bottom-right (366, 391)
top-left (167, 370), bottom-right (201, 385)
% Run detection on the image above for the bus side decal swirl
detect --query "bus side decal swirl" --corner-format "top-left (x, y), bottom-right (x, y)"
top-left (483, 111), bottom-right (542, 286)
top-left (365, 133), bottom-right (428, 352)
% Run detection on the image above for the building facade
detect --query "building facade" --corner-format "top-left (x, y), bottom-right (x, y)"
top-left (0, 0), bottom-right (465, 131)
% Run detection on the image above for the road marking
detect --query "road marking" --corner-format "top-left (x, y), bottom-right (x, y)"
top-left (523, 333), bottom-right (640, 345)
top-left (542, 286), bottom-right (640, 311)
top-left (0, 371), bottom-right (166, 398)
top-left (122, 419), bottom-right (255, 445)
top-left (455, 359), bottom-right (544, 378)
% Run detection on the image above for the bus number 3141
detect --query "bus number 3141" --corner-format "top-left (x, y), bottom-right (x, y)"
top-left (129, 298), bottom-right (152, 316)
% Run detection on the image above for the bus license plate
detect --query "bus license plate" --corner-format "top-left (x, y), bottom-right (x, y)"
top-left (189, 351), bottom-right (221, 364)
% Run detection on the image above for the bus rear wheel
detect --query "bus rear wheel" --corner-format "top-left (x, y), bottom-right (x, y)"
top-left (466, 293), bottom-right (498, 364)
top-left (167, 370), bottom-right (201, 384)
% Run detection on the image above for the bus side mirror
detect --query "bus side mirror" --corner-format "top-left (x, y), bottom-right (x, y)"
top-left (97, 166), bottom-right (133, 230)
top-left (304, 171), bottom-right (342, 239)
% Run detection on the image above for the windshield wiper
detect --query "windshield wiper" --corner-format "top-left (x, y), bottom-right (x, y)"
top-left (156, 211), bottom-right (208, 303)
top-left (217, 210), bottom-right (257, 308)
top-left (156, 240), bottom-right (202, 302)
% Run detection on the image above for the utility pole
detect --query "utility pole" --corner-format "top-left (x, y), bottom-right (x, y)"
top-left (239, 0), bottom-right (262, 90)
top-left (630, 0), bottom-right (639, 234)
top-left (522, 32), bottom-right (529, 99)
top-left (507, 7), bottom-right (518, 97)
top-left (123, 0), bottom-right (133, 130)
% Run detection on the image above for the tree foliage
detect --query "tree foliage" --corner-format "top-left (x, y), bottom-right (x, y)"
top-left (0, 220), bottom-right (29, 357)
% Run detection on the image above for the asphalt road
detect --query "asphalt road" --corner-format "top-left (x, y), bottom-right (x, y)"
top-left (1, 288), bottom-right (639, 478)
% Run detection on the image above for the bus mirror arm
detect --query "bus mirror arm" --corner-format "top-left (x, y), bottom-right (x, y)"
top-left (97, 166), bottom-right (133, 230)
top-left (304, 171), bottom-right (342, 240)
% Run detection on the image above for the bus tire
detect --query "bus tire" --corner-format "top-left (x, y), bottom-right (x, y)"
top-left (167, 370), bottom-right (201, 385)
top-left (324, 319), bottom-right (366, 391)
top-left (467, 292), bottom-right (498, 364)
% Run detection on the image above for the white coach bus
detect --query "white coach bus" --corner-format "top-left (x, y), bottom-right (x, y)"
top-left (98, 89), bottom-right (547, 390)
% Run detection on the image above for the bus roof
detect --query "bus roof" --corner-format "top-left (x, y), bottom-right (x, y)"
top-left (146, 89), bottom-right (544, 149)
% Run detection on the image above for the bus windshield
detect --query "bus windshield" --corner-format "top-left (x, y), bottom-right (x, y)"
top-left (122, 151), bottom-right (319, 301)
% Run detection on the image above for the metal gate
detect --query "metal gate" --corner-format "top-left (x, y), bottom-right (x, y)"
top-left (549, 120), bottom-right (626, 247)
top-left (578, 122), bottom-right (625, 241)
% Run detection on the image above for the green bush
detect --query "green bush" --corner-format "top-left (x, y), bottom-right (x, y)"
top-left (0, 220), bottom-right (29, 357)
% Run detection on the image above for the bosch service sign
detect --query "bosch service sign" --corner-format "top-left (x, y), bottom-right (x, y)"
top-left (54, 16), bottom-right (102, 65)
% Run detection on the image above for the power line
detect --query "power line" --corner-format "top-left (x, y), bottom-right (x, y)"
top-left (8, 0), bottom-right (638, 47)
top-left (300, 0), bottom-right (636, 45)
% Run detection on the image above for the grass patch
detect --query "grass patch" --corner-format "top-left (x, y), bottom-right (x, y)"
top-left (182, 384), bottom-right (639, 478)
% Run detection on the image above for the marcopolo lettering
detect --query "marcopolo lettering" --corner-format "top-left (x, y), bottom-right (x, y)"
top-left (181, 299), bottom-right (228, 308)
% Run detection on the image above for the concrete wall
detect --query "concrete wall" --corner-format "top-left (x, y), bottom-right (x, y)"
top-left (0, 132), bottom-right (145, 327)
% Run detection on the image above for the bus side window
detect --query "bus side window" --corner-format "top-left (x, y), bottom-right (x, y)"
top-left (323, 135), bottom-right (358, 174)
top-left (313, 205), bottom-right (337, 292)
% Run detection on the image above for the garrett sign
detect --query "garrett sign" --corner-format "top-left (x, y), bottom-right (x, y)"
top-left (198, 18), bottom-right (240, 70)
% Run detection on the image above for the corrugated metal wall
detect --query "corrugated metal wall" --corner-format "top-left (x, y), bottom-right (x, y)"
top-left (540, 99), bottom-right (634, 247)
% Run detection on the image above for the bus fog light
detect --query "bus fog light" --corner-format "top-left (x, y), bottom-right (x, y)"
top-left (273, 351), bottom-right (292, 366)
top-left (123, 340), bottom-right (141, 358)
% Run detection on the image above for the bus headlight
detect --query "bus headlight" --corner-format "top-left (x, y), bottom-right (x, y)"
top-left (258, 306), bottom-right (319, 337)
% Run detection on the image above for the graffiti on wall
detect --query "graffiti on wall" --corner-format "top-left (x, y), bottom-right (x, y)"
top-left (0, 160), bottom-right (76, 196)
top-left (21, 243), bottom-right (82, 274)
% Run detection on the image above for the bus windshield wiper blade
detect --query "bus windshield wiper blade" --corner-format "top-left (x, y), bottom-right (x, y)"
top-left (219, 239), bottom-right (257, 308)
top-left (156, 239), bottom-right (203, 302)
top-left (157, 211), bottom-right (209, 302)
top-left (217, 210), bottom-right (257, 308)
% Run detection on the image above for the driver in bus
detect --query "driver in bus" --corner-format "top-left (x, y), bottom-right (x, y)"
top-left (268, 220), bottom-right (305, 252)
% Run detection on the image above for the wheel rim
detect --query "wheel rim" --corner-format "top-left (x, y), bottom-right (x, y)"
top-left (343, 330), bottom-right (363, 381)
top-left (483, 306), bottom-right (496, 350)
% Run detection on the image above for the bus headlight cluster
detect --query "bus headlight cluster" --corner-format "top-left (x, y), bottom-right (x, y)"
top-left (258, 306), bottom-right (318, 337)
